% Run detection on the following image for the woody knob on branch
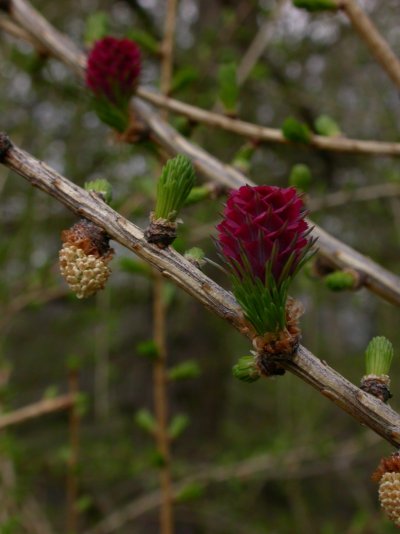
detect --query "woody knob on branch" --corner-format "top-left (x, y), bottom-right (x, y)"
top-left (360, 336), bottom-right (394, 403)
top-left (59, 179), bottom-right (114, 299)
top-left (216, 185), bottom-right (316, 379)
top-left (145, 154), bottom-right (196, 248)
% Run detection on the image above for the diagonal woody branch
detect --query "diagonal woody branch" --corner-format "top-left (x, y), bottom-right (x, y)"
top-left (0, 393), bottom-right (76, 430)
top-left (1, 0), bottom-right (400, 307)
top-left (4, 0), bottom-right (400, 158)
top-left (336, 0), bottom-right (400, 90)
top-left (136, 88), bottom-right (400, 158)
top-left (1, 132), bottom-right (400, 447)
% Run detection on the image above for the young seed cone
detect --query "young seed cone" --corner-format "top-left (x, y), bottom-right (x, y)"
top-left (59, 219), bottom-right (114, 299)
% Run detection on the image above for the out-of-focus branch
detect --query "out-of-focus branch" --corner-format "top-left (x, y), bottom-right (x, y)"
top-left (237, 0), bottom-right (287, 85)
top-left (0, 393), bottom-right (76, 430)
top-left (337, 0), bottom-right (400, 90)
top-left (3, 0), bottom-right (400, 160)
top-left (2, 0), bottom-right (86, 74)
top-left (136, 89), bottom-right (400, 158)
top-left (308, 182), bottom-right (400, 212)
top-left (1, 134), bottom-right (400, 449)
top-left (84, 433), bottom-right (379, 534)
top-left (0, 13), bottom-right (39, 46)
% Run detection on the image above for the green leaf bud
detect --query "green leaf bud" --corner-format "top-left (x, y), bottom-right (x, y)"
top-left (185, 186), bottom-right (212, 205)
top-left (365, 336), bottom-right (394, 376)
top-left (136, 340), bottom-right (159, 360)
top-left (184, 247), bottom-right (206, 268)
top-left (315, 115), bottom-right (341, 137)
top-left (168, 414), bottom-right (190, 439)
top-left (218, 62), bottom-right (239, 114)
top-left (135, 409), bottom-right (157, 434)
top-left (289, 164), bottom-right (313, 192)
top-left (175, 482), bottom-right (205, 503)
top-left (232, 355), bottom-right (260, 383)
top-left (232, 143), bottom-right (255, 174)
top-left (282, 117), bottom-right (312, 144)
top-left (293, 0), bottom-right (337, 12)
top-left (84, 12), bottom-right (109, 47)
top-left (154, 155), bottom-right (196, 221)
top-left (168, 360), bottom-right (201, 381)
top-left (126, 29), bottom-right (160, 55)
top-left (85, 178), bottom-right (113, 204)
top-left (324, 270), bottom-right (357, 291)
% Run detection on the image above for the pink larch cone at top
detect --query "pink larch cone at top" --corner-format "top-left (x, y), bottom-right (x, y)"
top-left (86, 37), bottom-right (141, 103)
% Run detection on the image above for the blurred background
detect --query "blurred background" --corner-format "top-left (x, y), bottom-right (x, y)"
top-left (1, 0), bottom-right (400, 532)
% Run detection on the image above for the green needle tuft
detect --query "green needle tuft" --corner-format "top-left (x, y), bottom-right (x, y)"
top-left (365, 337), bottom-right (394, 376)
top-left (154, 155), bottom-right (196, 221)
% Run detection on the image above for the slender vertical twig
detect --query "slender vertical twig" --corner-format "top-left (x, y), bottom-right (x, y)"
top-left (152, 1), bottom-right (178, 533)
top-left (236, 0), bottom-right (287, 86)
top-left (94, 290), bottom-right (110, 420)
top-left (66, 367), bottom-right (80, 534)
top-left (153, 273), bottom-right (173, 534)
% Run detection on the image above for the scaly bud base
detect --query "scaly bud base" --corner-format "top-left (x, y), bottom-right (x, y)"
top-left (144, 213), bottom-right (177, 249)
top-left (252, 298), bottom-right (303, 377)
top-left (360, 374), bottom-right (392, 403)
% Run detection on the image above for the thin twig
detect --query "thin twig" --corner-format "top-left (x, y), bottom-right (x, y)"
top-left (308, 182), bottom-right (400, 211)
top-left (337, 0), bottom-right (400, 90)
top-left (4, 0), bottom-right (400, 159)
top-left (136, 88), bottom-right (400, 158)
top-left (0, 393), bottom-right (76, 430)
top-left (1, 135), bottom-right (400, 448)
top-left (0, 13), bottom-right (40, 47)
top-left (66, 368), bottom-right (80, 534)
top-left (237, 0), bottom-right (287, 85)
top-left (153, 2), bottom-right (178, 531)
top-left (153, 273), bottom-right (174, 534)
top-left (94, 290), bottom-right (111, 420)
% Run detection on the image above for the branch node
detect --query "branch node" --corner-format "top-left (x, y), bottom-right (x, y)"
top-left (0, 132), bottom-right (12, 161)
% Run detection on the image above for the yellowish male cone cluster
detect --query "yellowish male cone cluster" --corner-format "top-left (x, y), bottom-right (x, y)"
top-left (373, 452), bottom-right (400, 527)
top-left (59, 219), bottom-right (114, 298)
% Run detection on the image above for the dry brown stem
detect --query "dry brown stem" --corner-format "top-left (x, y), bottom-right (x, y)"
top-left (66, 369), bottom-right (80, 534)
top-left (136, 88), bottom-right (400, 158)
top-left (0, 393), bottom-right (76, 430)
